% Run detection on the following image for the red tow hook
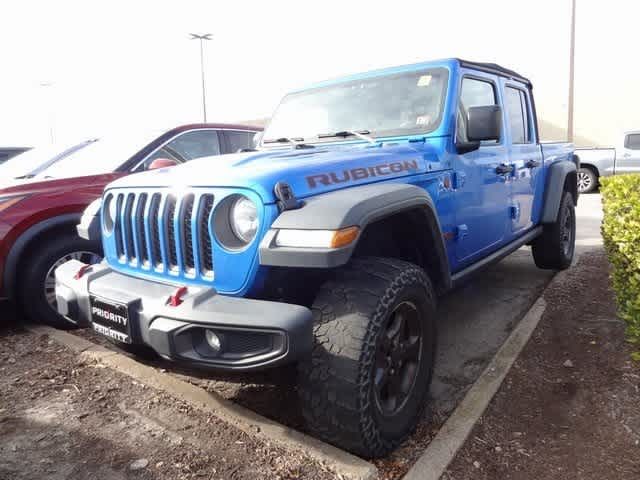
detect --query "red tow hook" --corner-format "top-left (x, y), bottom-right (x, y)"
top-left (167, 286), bottom-right (188, 307)
top-left (74, 264), bottom-right (92, 280)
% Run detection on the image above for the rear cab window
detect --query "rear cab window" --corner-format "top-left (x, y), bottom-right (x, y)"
top-left (625, 133), bottom-right (640, 150)
top-left (504, 86), bottom-right (533, 144)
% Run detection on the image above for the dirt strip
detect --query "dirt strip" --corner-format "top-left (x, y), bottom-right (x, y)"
top-left (0, 326), bottom-right (338, 480)
top-left (443, 249), bottom-right (640, 479)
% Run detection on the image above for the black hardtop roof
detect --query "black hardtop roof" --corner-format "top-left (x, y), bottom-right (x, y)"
top-left (457, 59), bottom-right (532, 87)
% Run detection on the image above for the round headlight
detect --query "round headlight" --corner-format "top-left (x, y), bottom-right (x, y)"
top-left (229, 196), bottom-right (258, 244)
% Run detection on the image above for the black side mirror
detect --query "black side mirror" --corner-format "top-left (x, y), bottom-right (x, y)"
top-left (467, 105), bottom-right (502, 142)
top-left (455, 105), bottom-right (502, 154)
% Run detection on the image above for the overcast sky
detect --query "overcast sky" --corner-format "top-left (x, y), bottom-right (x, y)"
top-left (1, 0), bottom-right (638, 148)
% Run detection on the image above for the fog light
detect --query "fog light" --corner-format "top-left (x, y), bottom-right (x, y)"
top-left (205, 330), bottom-right (221, 352)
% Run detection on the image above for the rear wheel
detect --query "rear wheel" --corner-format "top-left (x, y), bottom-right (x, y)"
top-left (577, 167), bottom-right (597, 194)
top-left (298, 257), bottom-right (436, 458)
top-left (531, 191), bottom-right (576, 270)
top-left (18, 233), bottom-right (102, 328)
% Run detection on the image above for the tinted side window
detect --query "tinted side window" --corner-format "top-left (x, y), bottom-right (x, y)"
top-left (520, 91), bottom-right (531, 142)
top-left (225, 131), bottom-right (255, 153)
top-left (505, 87), bottom-right (527, 144)
top-left (625, 134), bottom-right (640, 150)
top-left (458, 78), bottom-right (498, 143)
top-left (166, 130), bottom-right (221, 161)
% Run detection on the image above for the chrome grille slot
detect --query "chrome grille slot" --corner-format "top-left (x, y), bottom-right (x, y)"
top-left (198, 194), bottom-right (215, 276)
top-left (181, 194), bottom-right (196, 272)
top-left (123, 193), bottom-right (135, 261)
top-left (114, 194), bottom-right (124, 258)
top-left (134, 193), bottom-right (148, 265)
top-left (149, 193), bottom-right (162, 268)
top-left (165, 195), bottom-right (178, 270)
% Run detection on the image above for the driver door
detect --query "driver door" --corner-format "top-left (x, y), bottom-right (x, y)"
top-left (453, 74), bottom-right (511, 264)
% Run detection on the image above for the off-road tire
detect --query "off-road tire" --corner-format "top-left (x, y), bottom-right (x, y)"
top-left (18, 233), bottom-right (101, 329)
top-left (298, 257), bottom-right (437, 458)
top-left (531, 191), bottom-right (576, 270)
top-left (577, 167), bottom-right (597, 194)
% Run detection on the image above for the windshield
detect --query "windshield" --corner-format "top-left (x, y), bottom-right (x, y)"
top-left (33, 133), bottom-right (156, 179)
top-left (263, 67), bottom-right (449, 144)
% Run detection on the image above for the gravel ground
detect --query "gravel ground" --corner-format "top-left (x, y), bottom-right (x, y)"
top-left (444, 249), bottom-right (640, 479)
top-left (0, 326), bottom-right (334, 480)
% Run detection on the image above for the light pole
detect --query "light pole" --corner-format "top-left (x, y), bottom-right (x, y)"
top-left (567, 0), bottom-right (576, 142)
top-left (189, 33), bottom-right (212, 123)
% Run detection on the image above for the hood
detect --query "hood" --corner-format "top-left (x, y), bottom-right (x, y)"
top-left (0, 173), bottom-right (123, 196)
top-left (106, 141), bottom-right (444, 203)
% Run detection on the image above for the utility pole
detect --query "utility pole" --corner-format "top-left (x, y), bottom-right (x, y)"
top-left (189, 33), bottom-right (213, 123)
top-left (567, 0), bottom-right (576, 142)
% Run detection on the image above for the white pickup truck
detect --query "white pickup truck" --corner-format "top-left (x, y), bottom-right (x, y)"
top-left (577, 131), bottom-right (640, 193)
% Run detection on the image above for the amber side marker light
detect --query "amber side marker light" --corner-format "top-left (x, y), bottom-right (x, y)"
top-left (330, 226), bottom-right (360, 248)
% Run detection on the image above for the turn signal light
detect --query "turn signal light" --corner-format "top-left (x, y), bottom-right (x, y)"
top-left (330, 226), bottom-right (360, 248)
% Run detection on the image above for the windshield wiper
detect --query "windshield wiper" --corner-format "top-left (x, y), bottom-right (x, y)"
top-left (317, 130), bottom-right (377, 144)
top-left (14, 174), bottom-right (35, 179)
top-left (262, 137), bottom-right (315, 149)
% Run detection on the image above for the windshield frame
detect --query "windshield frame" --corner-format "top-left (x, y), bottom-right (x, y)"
top-left (262, 67), bottom-right (450, 146)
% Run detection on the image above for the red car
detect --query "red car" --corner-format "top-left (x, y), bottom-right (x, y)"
top-left (0, 123), bottom-right (261, 327)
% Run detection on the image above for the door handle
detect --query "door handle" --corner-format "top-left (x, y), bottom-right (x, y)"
top-left (495, 163), bottom-right (514, 175)
top-left (525, 159), bottom-right (541, 168)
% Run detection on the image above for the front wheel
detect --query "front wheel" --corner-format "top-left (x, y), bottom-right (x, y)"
top-left (18, 233), bottom-right (102, 328)
top-left (298, 257), bottom-right (437, 458)
top-left (531, 191), bottom-right (576, 270)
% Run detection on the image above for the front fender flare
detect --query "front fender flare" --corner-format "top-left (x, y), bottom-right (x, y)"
top-left (259, 183), bottom-right (451, 288)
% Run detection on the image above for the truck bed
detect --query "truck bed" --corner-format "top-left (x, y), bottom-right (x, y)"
top-left (575, 147), bottom-right (616, 176)
top-left (541, 142), bottom-right (576, 166)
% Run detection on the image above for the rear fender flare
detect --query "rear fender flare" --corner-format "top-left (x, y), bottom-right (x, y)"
top-left (541, 160), bottom-right (577, 223)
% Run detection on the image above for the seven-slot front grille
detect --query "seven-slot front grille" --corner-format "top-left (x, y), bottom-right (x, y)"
top-left (109, 190), bottom-right (216, 278)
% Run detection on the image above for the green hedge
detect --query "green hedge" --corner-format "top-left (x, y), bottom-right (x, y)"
top-left (600, 175), bottom-right (640, 359)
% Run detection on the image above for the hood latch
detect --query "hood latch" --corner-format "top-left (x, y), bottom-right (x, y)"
top-left (274, 182), bottom-right (302, 211)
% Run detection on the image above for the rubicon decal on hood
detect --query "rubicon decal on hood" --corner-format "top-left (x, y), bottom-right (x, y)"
top-left (306, 159), bottom-right (419, 188)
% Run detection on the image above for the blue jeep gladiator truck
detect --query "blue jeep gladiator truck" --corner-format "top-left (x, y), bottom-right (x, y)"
top-left (55, 58), bottom-right (577, 457)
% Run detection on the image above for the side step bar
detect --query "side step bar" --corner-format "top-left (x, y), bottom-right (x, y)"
top-left (451, 226), bottom-right (543, 288)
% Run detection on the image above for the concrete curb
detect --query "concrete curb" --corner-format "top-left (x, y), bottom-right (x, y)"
top-left (402, 295), bottom-right (549, 480)
top-left (25, 325), bottom-right (378, 480)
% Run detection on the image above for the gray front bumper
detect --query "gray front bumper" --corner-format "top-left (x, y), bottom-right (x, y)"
top-left (55, 260), bottom-right (313, 371)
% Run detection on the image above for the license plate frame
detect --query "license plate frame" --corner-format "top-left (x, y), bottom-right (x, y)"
top-left (89, 295), bottom-right (132, 344)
